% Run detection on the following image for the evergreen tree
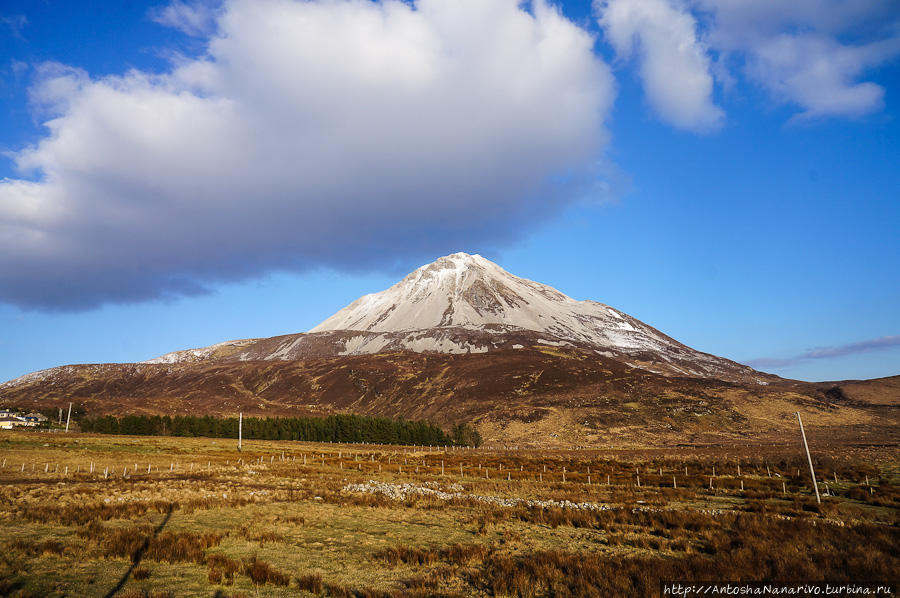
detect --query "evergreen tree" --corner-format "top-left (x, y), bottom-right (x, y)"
top-left (77, 412), bottom-right (454, 446)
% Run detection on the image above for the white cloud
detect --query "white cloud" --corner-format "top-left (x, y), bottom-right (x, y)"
top-left (0, 14), bottom-right (27, 39)
top-left (696, 0), bottom-right (900, 120)
top-left (150, 0), bottom-right (219, 37)
top-left (747, 33), bottom-right (897, 120)
top-left (0, 0), bottom-right (615, 310)
top-left (597, 0), bottom-right (723, 132)
top-left (596, 0), bottom-right (900, 124)
top-left (25, 62), bottom-right (90, 118)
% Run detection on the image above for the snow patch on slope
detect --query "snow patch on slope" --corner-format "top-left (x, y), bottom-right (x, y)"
top-left (144, 339), bottom-right (257, 364)
top-left (0, 368), bottom-right (58, 388)
top-left (339, 334), bottom-right (392, 356)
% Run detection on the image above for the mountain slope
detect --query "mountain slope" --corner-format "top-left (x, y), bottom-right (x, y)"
top-left (1, 346), bottom-right (891, 447)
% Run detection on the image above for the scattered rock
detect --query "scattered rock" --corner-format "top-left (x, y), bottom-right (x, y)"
top-left (342, 480), bottom-right (613, 512)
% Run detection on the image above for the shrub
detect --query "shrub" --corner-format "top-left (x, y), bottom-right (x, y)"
top-left (296, 573), bottom-right (323, 593)
top-left (242, 557), bottom-right (290, 587)
top-left (207, 554), bottom-right (240, 585)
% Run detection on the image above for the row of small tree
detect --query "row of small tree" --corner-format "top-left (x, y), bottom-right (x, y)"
top-left (79, 413), bottom-right (481, 447)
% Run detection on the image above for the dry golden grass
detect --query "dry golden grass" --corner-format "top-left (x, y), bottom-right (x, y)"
top-left (0, 429), bottom-right (897, 597)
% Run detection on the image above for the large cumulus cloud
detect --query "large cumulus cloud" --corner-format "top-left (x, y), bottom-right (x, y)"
top-left (0, 0), bottom-right (615, 310)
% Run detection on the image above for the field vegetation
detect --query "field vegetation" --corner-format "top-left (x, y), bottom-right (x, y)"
top-left (0, 429), bottom-right (897, 597)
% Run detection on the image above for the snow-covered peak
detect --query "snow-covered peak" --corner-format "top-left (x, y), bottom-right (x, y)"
top-left (307, 252), bottom-right (761, 380)
top-left (312, 253), bottom-right (653, 348)
top-left (310, 252), bottom-right (573, 334)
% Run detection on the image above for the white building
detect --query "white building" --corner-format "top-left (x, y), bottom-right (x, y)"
top-left (0, 416), bottom-right (25, 430)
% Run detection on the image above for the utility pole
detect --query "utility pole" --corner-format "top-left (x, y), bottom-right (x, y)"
top-left (64, 403), bottom-right (72, 433)
top-left (238, 413), bottom-right (243, 452)
top-left (797, 412), bottom-right (820, 504)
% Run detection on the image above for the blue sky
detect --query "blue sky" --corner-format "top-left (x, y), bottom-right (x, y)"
top-left (1, 0), bottom-right (898, 384)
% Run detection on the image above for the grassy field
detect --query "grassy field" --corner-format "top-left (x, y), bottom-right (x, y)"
top-left (0, 430), bottom-right (897, 597)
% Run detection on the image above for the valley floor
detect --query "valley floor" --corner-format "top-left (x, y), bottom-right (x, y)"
top-left (0, 430), bottom-right (897, 597)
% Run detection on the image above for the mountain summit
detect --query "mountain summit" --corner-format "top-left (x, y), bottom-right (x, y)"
top-left (310, 251), bottom-right (677, 348)
top-left (314, 252), bottom-right (684, 352)
top-left (311, 253), bottom-right (570, 333)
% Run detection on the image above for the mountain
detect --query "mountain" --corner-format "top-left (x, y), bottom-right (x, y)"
top-left (1, 253), bottom-right (895, 447)
top-left (141, 253), bottom-right (766, 384)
